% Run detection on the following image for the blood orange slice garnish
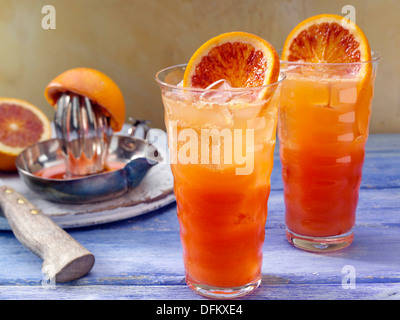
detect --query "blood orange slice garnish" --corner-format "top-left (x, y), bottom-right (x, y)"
top-left (281, 14), bottom-right (371, 77)
top-left (0, 98), bottom-right (51, 171)
top-left (44, 68), bottom-right (126, 132)
top-left (183, 31), bottom-right (280, 96)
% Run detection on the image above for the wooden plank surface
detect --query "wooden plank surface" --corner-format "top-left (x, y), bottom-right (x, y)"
top-left (0, 134), bottom-right (399, 300)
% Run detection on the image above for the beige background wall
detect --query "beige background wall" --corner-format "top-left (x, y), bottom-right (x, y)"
top-left (0, 0), bottom-right (398, 133)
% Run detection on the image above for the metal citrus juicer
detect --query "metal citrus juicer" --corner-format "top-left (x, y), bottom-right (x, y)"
top-left (16, 93), bottom-right (161, 203)
top-left (54, 92), bottom-right (113, 177)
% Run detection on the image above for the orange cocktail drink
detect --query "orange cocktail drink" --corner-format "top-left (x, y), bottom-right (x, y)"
top-left (279, 14), bottom-right (381, 252)
top-left (156, 63), bottom-right (283, 298)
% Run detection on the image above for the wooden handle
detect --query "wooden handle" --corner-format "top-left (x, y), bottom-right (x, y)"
top-left (0, 186), bottom-right (95, 283)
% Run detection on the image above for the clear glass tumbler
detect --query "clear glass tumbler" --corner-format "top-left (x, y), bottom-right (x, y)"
top-left (156, 65), bottom-right (285, 298)
top-left (278, 52), bottom-right (381, 252)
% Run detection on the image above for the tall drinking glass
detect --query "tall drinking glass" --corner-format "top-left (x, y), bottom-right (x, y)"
top-left (156, 65), bottom-right (284, 298)
top-left (278, 53), bottom-right (381, 252)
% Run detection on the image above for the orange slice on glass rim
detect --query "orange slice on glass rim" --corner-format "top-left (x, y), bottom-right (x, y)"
top-left (183, 31), bottom-right (280, 98)
top-left (281, 14), bottom-right (372, 78)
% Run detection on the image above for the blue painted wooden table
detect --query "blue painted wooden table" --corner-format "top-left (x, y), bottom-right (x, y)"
top-left (1, 134), bottom-right (399, 300)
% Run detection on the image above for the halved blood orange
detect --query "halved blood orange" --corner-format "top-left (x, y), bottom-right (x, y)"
top-left (281, 14), bottom-right (371, 64)
top-left (44, 68), bottom-right (126, 132)
top-left (183, 31), bottom-right (280, 93)
top-left (0, 98), bottom-right (51, 171)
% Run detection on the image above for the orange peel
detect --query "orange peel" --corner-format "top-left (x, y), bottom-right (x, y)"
top-left (45, 67), bottom-right (125, 132)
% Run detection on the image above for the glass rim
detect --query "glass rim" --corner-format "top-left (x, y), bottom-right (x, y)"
top-left (279, 50), bottom-right (382, 66)
top-left (155, 63), bottom-right (286, 92)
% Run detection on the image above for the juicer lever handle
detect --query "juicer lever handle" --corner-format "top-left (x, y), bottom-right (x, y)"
top-left (127, 117), bottom-right (151, 139)
top-left (0, 186), bottom-right (95, 283)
